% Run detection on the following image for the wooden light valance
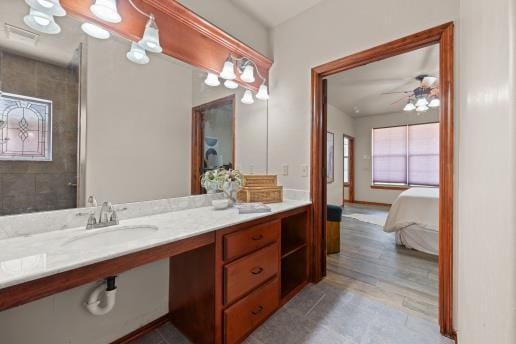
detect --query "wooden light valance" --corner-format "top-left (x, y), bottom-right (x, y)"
top-left (60, 0), bottom-right (273, 92)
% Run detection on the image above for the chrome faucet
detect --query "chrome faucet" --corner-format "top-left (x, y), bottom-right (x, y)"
top-left (86, 201), bottom-right (119, 230)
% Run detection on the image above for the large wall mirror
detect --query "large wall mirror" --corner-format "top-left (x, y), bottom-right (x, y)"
top-left (0, 0), bottom-right (269, 216)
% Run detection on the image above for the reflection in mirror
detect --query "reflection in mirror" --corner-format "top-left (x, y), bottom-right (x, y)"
top-left (0, 0), bottom-right (269, 215)
top-left (0, 1), bottom-right (82, 215)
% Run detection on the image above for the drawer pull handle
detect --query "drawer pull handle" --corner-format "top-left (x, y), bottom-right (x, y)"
top-left (251, 306), bottom-right (264, 315)
top-left (252, 234), bottom-right (264, 241)
top-left (251, 267), bottom-right (264, 275)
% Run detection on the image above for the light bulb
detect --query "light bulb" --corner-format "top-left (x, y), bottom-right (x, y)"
top-left (415, 97), bottom-right (428, 107)
top-left (241, 90), bottom-right (254, 105)
top-left (224, 80), bottom-right (238, 89)
top-left (220, 56), bottom-right (236, 80)
top-left (403, 101), bottom-right (416, 112)
top-left (428, 98), bottom-right (441, 108)
top-left (25, 0), bottom-right (66, 16)
top-left (416, 105), bottom-right (429, 112)
top-left (24, 9), bottom-right (61, 34)
top-left (126, 42), bottom-right (150, 64)
top-left (240, 64), bottom-right (255, 83)
top-left (256, 83), bottom-right (269, 100)
top-left (138, 15), bottom-right (162, 53)
top-left (81, 22), bottom-right (111, 40)
top-left (204, 73), bottom-right (220, 87)
top-left (90, 0), bottom-right (122, 23)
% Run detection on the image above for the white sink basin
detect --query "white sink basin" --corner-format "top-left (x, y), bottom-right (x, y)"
top-left (62, 225), bottom-right (159, 249)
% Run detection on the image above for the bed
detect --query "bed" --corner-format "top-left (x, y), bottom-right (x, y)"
top-left (384, 187), bottom-right (439, 255)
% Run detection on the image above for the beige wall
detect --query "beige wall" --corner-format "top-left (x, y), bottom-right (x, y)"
top-left (456, 0), bottom-right (516, 342)
top-left (326, 104), bottom-right (354, 205)
top-left (85, 37), bottom-right (193, 204)
top-left (268, 0), bottom-right (457, 191)
top-left (177, 0), bottom-right (271, 58)
top-left (353, 110), bottom-right (439, 204)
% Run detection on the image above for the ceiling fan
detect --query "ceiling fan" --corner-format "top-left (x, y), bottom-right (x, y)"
top-left (383, 74), bottom-right (440, 112)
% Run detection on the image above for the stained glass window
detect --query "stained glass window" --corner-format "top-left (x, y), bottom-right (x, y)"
top-left (0, 93), bottom-right (52, 161)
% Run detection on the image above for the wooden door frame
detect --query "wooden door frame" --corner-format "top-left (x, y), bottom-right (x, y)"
top-left (342, 134), bottom-right (355, 204)
top-left (310, 22), bottom-right (455, 338)
top-left (191, 94), bottom-right (236, 194)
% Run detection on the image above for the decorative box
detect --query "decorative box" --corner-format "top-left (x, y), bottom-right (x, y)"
top-left (237, 175), bottom-right (283, 204)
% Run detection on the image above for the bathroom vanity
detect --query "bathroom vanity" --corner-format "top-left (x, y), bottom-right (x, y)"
top-left (0, 198), bottom-right (311, 343)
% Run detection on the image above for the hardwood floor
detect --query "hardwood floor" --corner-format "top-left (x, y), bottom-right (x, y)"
top-left (327, 203), bottom-right (438, 321)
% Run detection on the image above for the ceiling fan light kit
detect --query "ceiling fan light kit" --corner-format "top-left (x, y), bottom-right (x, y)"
top-left (390, 74), bottom-right (440, 113)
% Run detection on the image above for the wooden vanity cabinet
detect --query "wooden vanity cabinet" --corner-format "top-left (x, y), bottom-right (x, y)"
top-left (213, 206), bottom-right (311, 344)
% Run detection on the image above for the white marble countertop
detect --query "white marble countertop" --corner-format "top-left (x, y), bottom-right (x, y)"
top-left (0, 200), bottom-right (311, 289)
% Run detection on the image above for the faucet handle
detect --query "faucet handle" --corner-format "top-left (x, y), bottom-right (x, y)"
top-left (110, 210), bottom-right (119, 225)
top-left (86, 214), bottom-right (97, 229)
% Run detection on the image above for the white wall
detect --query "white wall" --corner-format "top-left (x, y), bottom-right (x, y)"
top-left (85, 37), bottom-right (193, 204)
top-left (268, 0), bottom-right (458, 191)
top-left (177, 0), bottom-right (271, 58)
top-left (326, 104), bottom-right (354, 205)
top-left (353, 110), bottom-right (439, 204)
top-left (456, 0), bottom-right (516, 342)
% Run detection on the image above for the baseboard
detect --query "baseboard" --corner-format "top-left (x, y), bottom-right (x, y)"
top-left (347, 200), bottom-right (391, 207)
top-left (111, 314), bottom-right (171, 344)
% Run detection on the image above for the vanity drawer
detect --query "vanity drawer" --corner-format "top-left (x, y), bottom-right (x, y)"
top-left (224, 221), bottom-right (280, 261)
top-left (224, 243), bottom-right (279, 305)
top-left (224, 278), bottom-right (279, 344)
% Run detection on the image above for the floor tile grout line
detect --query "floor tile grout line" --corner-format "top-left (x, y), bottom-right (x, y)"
top-left (304, 293), bottom-right (326, 317)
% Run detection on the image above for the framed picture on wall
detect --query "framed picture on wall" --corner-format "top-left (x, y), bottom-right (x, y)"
top-left (327, 131), bottom-right (334, 183)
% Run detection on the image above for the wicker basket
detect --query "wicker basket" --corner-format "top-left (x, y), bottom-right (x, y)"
top-left (237, 175), bottom-right (283, 203)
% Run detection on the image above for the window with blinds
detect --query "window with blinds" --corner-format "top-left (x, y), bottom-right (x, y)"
top-left (372, 123), bottom-right (439, 187)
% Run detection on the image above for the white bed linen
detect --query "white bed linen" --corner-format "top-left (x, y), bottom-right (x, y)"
top-left (384, 187), bottom-right (439, 255)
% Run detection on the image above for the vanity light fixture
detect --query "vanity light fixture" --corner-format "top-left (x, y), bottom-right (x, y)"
top-left (90, 0), bottom-right (122, 24)
top-left (204, 73), bottom-right (221, 87)
top-left (428, 97), bottom-right (441, 108)
top-left (81, 22), bottom-right (111, 40)
top-left (241, 89), bottom-right (255, 105)
top-left (220, 55), bottom-right (237, 80)
top-left (25, 0), bottom-right (66, 17)
top-left (224, 79), bottom-right (239, 89)
top-left (138, 14), bottom-right (162, 53)
top-left (256, 82), bottom-right (269, 101)
top-left (403, 100), bottom-right (416, 112)
top-left (240, 64), bottom-right (255, 83)
top-left (23, 9), bottom-right (61, 34)
top-left (126, 42), bottom-right (150, 64)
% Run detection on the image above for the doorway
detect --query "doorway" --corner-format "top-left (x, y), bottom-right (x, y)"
top-left (191, 95), bottom-right (236, 194)
top-left (310, 23), bottom-right (455, 338)
top-left (343, 134), bottom-right (354, 203)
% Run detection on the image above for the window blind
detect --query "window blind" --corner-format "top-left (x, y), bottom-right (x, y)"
top-left (372, 126), bottom-right (407, 184)
top-left (408, 123), bottom-right (440, 186)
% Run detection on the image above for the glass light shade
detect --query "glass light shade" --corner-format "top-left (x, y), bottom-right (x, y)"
top-left (204, 73), bottom-right (220, 87)
top-left (240, 64), bottom-right (255, 83)
top-left (90, 0), bottom-right (122, 23)
top-left (428, 98), bottom-right (441, 108)
top-left (416, 105), bottom-right (429, 112)
top-left (126, 42), bottom-right (150, 65)
top-left (25, 0), bottom-right (66, 16)
top-left (256, 84), bottom-right (269, 100)
top-left (403, 101), bottom-right (416, 112)
top-left (224, 80), bottom-right (238, 89)
top-left (24, 9), bottom-right (61, 34)
top-left (81, 22), bottom-right (111, 40)
top-left (220, 57), bottom-right (236, 80)
top-left (241, 90), bottom-right (254, 105)
top-left (138, 15), bottom-right (162, 53)
top-left (415, 97), bottom-right (428, 107)
top-left (422, 76), bottom-right (438, 87)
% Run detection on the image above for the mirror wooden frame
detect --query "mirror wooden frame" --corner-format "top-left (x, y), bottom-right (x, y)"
top-left (310, 22), bottom-right (455, 340)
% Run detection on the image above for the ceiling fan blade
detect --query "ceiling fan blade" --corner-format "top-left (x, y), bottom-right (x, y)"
top-left (390, 96), bottom-right (409, 105)
top-left (381, 91), bottom-right (412, 95)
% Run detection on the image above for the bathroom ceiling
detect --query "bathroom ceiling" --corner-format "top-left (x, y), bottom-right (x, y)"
top-left (0, 0), bottom-right (82, 66)
top-left (230, 0), bottom-right (326, 28)
top-left (325, 44), bottom-right (439, 117)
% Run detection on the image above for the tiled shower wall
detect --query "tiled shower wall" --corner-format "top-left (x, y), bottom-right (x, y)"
top-left (0, 51), bottom-right (78, 215)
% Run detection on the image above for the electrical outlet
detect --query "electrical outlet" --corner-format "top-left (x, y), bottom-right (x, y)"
top-left (301, 164), bottom-right (308, 177)
top-left (249, 164), bottom-right (254, 174)
top-left (282, 164), bottom-right (289, 176)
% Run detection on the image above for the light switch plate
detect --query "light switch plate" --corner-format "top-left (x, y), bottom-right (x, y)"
top-left (301, 164), bottom-right (308, 177)
top-left (282, 164), bottom-right (289, 176)
top-left (249, 164), bottom-right (255, 174)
